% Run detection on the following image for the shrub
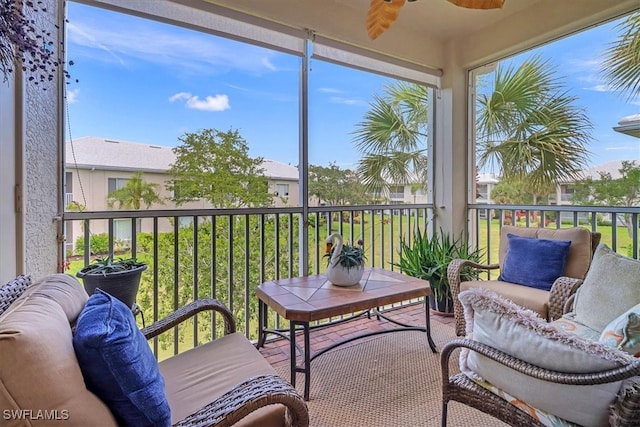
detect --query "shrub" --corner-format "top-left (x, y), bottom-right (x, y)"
top-left (74, 233), bottom-right (109, 256)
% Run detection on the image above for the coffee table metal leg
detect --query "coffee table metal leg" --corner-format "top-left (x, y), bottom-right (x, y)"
top-left (302, 322), bottom-right (311, 401)
top-left (290, 321), bottom-right (297, 388)
top-left (425, 297), bottom-right (437, 353)
top-left (257, 300), bottom-right (267, 348)
top-left (289, 321), bottom-right (312, 400)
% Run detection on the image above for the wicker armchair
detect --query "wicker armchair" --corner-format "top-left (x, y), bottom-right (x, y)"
top-left (441, 339), bottom-right (640, 427)
top-left (448, 226), bottom-right (601, 336)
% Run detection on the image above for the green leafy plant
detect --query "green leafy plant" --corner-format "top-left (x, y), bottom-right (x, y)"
top-left (324, 239), bottom-right (366, 270)
top-left (393, 228), bottom-right (483, 305)
top-left (74, 233), bottom-right (109, 256)
top-left (77, 256), bottom-right (146, 277)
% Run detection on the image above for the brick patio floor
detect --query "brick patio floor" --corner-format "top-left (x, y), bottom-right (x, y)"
top-left (258, 303), bottom-right (456, 369)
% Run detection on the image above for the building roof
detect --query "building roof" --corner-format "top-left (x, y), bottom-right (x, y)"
top-left (477, 173), bottom-right (499, 185)
top-left (65, 136), bottom-right (298, 180)
top-left (577, 160), bottom-right (638, 180)
top-left (613, 114), bottom-right (640, 138)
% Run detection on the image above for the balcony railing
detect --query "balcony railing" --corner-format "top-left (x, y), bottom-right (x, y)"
top-left (63, 203), bottom-right (639, 359)
top-left (64, 204), bottom-right (434, 359)
top-left (468, 204), bottom-right (640, 279)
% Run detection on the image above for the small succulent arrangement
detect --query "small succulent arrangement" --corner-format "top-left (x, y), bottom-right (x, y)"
top-left (0, 0), bottom-right (72, 86)
top-left (77, 256), bottom-right (146, 277)
top-left (324, 238), bottom-right (366, 270)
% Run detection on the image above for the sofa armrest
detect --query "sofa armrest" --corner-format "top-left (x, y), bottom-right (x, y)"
top-left (448, 259), bottom-right (500, 336)
top-left (141, 299), bottom-right (236, 340)
top-left (548, 276), bottom-right (583, 321)
top-left (173, 374), bottom-right (309, 427)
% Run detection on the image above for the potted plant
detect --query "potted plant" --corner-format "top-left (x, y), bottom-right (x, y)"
top-left (324, 233), bottom-right (366, 286)
top-left (393, 228), bottom-right (483, 314)
top-left (76, 256), bottom-right (147, 309)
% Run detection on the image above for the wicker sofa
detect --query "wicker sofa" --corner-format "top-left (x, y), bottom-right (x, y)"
top-left (0, 274), bottom-right (309, 427)
top-left (448, 226), bottom-right (601, 336)
top-left (442, 244), bottom-right (640, 426)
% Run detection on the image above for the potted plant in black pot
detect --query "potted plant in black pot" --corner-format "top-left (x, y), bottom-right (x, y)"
top-left (76, 256), bottom-right (147, 309)
top-left (393, 228), bottom-right (483, 314)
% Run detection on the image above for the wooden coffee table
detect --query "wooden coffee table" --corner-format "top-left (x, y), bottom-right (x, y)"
top-left (256, 267), bottom-right (437, 400)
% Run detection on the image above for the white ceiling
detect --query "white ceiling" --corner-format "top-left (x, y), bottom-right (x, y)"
top-left (198, 0), bottom-right (639, 70)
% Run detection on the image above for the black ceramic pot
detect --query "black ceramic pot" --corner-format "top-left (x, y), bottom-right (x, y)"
top-left (428, 291), bottom-right (454, 316)
top-left (77, 264), bottom-right (147, 309)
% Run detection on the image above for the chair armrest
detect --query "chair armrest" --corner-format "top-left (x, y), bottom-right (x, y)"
top-left (441, 338), bottom-right (640, 386)
top-left (448, 259), bottom-right (500, 336)
top-left (548, 276), bottom-right (583, 321)
top-left (141, 299), bottom-right (236, 340)
top-left (173, 374), bottom-right (309, 427)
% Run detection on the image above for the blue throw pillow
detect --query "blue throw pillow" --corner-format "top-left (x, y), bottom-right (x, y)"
top-left (498, 234), bottom-right (571, 291)
top-left (73, 290), bottom-right (171, 427)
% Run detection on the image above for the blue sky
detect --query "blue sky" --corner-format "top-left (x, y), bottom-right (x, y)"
top-left (65, 3), bottom-right (639, 171)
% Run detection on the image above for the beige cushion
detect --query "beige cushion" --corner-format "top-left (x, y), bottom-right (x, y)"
top-left (160, 332), bottom-right (286, 426)
top-left (461, 279), bottom-right (549, 319)
top-left (460, 287), bottom-right (633, 427)
top-left (0, 274), bottom-right (117, 426)
top-left (498, 226), bottom-right (593, 279)
top-left (573, 244), bottom-right (640, 332)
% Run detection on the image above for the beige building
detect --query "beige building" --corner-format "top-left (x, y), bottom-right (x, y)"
top-left (64, 137), bottom-right (299, 251)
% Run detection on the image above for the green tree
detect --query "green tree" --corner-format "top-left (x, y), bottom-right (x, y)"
top-left (571, 161), bottom-right (640, 238)
top-left (308, 163), bottom-right (368, 206)
top-left (106, 171), bottom-right (163, 210)
top-left (489, 181), bottom-right (533, 205)
top-left (352, 82), bottom-right (429, 199)
top-left (477, 56), bottom-right (592, 203)
top-left (135, 215), bottom-right (299, 353)
top-left (602, 12), bottom-right (640, 101)
top-left (167, 129), bottom-right (273, 208)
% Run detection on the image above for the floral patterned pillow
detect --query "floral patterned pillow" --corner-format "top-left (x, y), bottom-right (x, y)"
top-left (0, 275), bottom-right (32, 316)
top-left (599, 303), bottom-right (640, 357)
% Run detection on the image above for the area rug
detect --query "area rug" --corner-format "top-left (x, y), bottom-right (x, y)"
top-left (275, 322), bottom-right (509, 427)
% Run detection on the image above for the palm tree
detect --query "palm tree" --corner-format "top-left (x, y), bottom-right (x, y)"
top-left (602, 12), bottom-right (640, 101)
top-left (352, 81), bottom-right (429, 198)
top-left (106, 171), bottom-right (163, 210)
top-left (476, 56), bottom-right (592, 203)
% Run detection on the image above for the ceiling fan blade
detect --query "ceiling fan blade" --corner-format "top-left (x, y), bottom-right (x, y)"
top-left (447, 0), bottom-right (505, 9)
top-left (366, 0), bottom-right (406, 40)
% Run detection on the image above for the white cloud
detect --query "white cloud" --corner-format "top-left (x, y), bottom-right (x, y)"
top-left (66, 89), bottom-right (80, 104)
top-left (169, 92), bottom-right (192, 102)
top-left (67, 16), bottom-right (281, 75)
top-left (169, 92), bottom-right (230, 112)
top-left (584, 84), bottom-right (612, 92)
top-left (318, 87), bottom-right (343, 94)
top-left (605, 146), bottom-right (635, 151)
top-left (329, 96), bottom-right (366, 106)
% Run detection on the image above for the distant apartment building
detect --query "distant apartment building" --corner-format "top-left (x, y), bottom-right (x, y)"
top-left (550, 160), bottom-right (630, 206)
top-left (476, 173), bottom-right (499, 204)
top-left (64, 137), bottom-right (299, 251)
